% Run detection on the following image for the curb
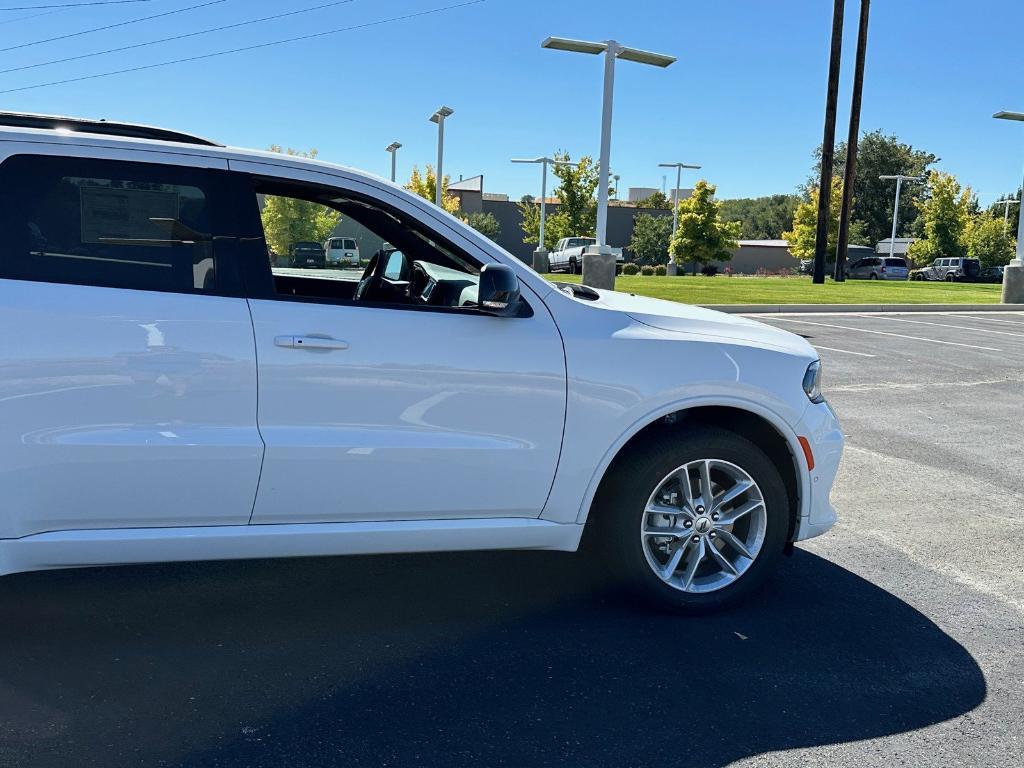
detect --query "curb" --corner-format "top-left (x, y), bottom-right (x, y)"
top-left (702, 303), bottom-right (1024, 314)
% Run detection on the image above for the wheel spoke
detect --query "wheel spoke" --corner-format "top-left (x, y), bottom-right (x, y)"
top-left (643, 525), bottom-right (681, 539)
top-left (680, 537), bottom-right (706, 590)
top-left (706, 540), bottom-right (739, 576)
top-left (716, 528), bottom-right (754, 560)
top-left (659, 540), bottom-right (689, 581)
top-left (712, 480), bottom-right (753, 513)
top-left (673, 466), bottom-right (696, 510)
top-left (716, 499), bottom-right (763, 526)
top-left (645, 501), bottom-right (690, 519)
top-left (698, 460), bottom-right (713, 507)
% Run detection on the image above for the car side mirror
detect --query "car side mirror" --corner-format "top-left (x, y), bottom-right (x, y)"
top-left (477, 263), bottom-right (521, 317)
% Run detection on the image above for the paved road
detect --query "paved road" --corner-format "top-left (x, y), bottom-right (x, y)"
top-left (1, 312), bottom-right (1021, 767)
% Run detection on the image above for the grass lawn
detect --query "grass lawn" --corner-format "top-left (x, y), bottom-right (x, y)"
top-left (544, 274), bottom-right (1003, 305)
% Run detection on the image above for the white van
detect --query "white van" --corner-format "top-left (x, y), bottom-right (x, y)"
top-left (324, 237), bottom-right (359, 266)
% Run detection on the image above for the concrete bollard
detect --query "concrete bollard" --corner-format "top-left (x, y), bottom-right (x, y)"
top-left (582, 245), bottom-right (616, 291)
top-left (666, 263), bottom-right (678, 276)
top-left (1003, 263), bottom-right (1024, 304)
top-left (532, 247), bottom-right (550, 274)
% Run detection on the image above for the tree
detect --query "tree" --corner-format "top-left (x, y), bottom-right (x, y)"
top-left (968, 215), bottom-right (1016, 267)
top-left (465, 211), bottom-right (501, 241)
top-left (628, 213), bottom-right (673, 265)
top-left (518, 152), bottom-right (599, 248)
top-left (907, 171), bottom-right (974, 263)
top-left (669, 180), bottom-right (741, 274)
top-left (636, 190), bottom-right (671, 210)
top-left (718, 194), bottom-right (800, 240)
top-left (782, 177), bottom-right (866, 260)
top-left (405, 165), bottom-right (461, 214)
top-left (260, 147), bottom-right (340, 255)
top-left (811, 130), bottom-right (939, 245)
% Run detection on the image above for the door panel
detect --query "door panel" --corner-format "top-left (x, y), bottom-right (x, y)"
top-left (0, 281), bottom-right (262, 538)
top-left (247, 298), bottom-right (567, 524)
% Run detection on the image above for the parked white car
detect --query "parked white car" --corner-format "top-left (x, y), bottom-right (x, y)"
top-left (0, 113), bottom-right (842, 611)
top-left (549, 236), bottom-right (624, 274)
top-left (324, 236), bottom-right (359, 267)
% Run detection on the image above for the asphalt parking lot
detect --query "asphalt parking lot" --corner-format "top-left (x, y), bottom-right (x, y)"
top-left (1, 311), bottom-right (1022, 768)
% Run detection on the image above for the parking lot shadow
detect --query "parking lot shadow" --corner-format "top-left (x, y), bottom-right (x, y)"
top-left (0, 549), bottom-right (985, 768)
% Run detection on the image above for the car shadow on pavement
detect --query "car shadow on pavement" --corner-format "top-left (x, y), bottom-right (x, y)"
top-left (0, 549), bottom-right (985, 768)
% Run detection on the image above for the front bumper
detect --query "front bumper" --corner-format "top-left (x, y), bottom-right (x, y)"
top-left (793, 400), bottom-right (844, 541)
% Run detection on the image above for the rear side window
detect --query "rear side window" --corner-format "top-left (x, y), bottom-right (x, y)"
top-left (343, 239), bottom-right (357, 250)
top-left (885, 258), bottom-right (906, 267)
top-left (0, 154), bottom-right (237, 295)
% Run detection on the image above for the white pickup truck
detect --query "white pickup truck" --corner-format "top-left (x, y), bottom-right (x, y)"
top-left (548, 237), bottom-right (624, 274)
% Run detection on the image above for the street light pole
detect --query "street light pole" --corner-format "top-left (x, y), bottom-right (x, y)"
top-left (511, 156), bottom-right (561, 271)
top-left (543, 36), bottom-right (675, 289)
top-left (879, 174), bottom-right (924, 260)
top-left (658, 161), bottom-right (702, 241)
top-left (993, 111), bottom-right (1024, 303)
top-left (429, 106), bottom-right (454, 207)
top-left (613, 174), bottom-right (620, 200)
top-left (385, 141), bottom-right (401, 183)
top-left (994, 197), bottom-right (1020, 229)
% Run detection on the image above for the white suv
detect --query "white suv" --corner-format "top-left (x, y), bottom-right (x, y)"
top-left (0, 113), bottom-right (842, 611)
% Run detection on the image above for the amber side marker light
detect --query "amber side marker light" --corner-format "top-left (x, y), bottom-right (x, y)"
top-left (798, 436), bottom-right (815, 471)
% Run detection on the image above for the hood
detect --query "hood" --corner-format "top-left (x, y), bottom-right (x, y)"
top-left (559, 284), bottom-right (818, 358)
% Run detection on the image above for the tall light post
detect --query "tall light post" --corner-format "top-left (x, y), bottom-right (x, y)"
top-left (879, 174), bottom-right (924, 260)
top-left (658, 162), bottom-right (702, 239)
top-left (429, 106), bottom-right (454, 207)
top-left (542, 36), bottom-right (675, 289)
top-left (511, 156), bottom-right (560, 272)
top-left (385, 141), bottom-right (401, 183)
top-left (993, 110), bottom-right (1024, 303)
top-left (993, 196), bottom-right (1020, 229)
top-left (613, 174), bottom-right (620, 200)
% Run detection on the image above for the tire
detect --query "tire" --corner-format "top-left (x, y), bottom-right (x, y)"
top-left (945, 273), bottom-right (955, 282)
top-left (869, 273), bottom-right (877, 280)
top-left (569, 257), bottom-right (578, 275)
top-left (593, 426), bottom-right (790, 613)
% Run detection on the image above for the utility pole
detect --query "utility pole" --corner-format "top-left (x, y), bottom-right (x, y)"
top-left (835, 0), bottom-right (870, 282)
top-left (813, 0), bottom-right (845, 284)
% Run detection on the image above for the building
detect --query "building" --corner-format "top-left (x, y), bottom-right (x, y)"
top-left (876, 237), bottom-right (917, 257)
top-left (627, 186), bottom-right (692, 203)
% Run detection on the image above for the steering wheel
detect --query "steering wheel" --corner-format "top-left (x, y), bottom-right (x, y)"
top-left (353, 250), bottom-right (389, 301)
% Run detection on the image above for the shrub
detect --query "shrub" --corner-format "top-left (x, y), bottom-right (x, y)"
top-left (701, 264), bottom-right (719, 277)
top-left (654, 265), bottom-right (667, 276)
top-left (622, 262), bottom-right (639, 275)
top-left (640, 265), bottom-right (656, 276)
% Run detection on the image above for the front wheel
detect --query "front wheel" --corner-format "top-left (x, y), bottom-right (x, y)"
top-left (594, 427), bottom-right (790, 613)
top-left (945, 273), bottom-right (956, 282)
top-left (569, 257), bottom-right (578, 275)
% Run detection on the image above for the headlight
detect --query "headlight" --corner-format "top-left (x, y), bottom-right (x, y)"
top-left (803, 360), bottom-right (824, 403)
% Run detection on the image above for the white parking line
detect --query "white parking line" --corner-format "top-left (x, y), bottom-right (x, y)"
top-left (857, 314), bottom-right (1024, 338)
top-left (955, 313), bottom-right (1024, 326)
top-left (812, 345), bottom-right (877, 358)
top-left (769, 317), bottom-right (1003, 351)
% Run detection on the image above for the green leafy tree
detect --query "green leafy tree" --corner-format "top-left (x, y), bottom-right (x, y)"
top-left (518, 152), bottom-right (599, 248)
top-left (967, 214), bottom-right (1016, 267)
top-left (636, 190), bottom-right (671, 210)
top-left (907, 172), bottom-right (974, 263)
top-left (405, 165), bottom-right (461, 214)
top-left (669, 180), bottom-right (741, 275)
top-left (465, 211), bottom-right (501, 241)
top-left (718, 194), bottom-right (800, 240)
top-left (260, 147), bottom-right (339, 255)
top-left (811, 130), bottom-right (939, 245)
top-left (784, 178), bottom-right (866, 262)
top-left (628, 213), bottom-right (673, 265)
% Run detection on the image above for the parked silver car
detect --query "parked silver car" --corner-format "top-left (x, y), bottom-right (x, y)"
top-left (846, 256), bottom-right (909, 280)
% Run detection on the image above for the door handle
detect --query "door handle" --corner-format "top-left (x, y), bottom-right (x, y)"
top-left (274, 335), bottom-right (349, 350)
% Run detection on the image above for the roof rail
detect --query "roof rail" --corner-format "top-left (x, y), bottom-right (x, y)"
top-left (0, 111), bottom-right (223, 147)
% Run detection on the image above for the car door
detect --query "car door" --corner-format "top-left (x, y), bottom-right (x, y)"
top-left (0, 146), bottom-right (263, 539)
top-left (227, 160), bottom-right (567, 524)
top-left (848, 258), bottom-right (863, 278)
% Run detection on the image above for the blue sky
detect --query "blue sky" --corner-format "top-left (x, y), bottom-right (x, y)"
top-left (2, 0), bottom-right (1022, 204)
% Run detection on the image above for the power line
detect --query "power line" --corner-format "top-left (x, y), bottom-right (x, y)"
top-left (0, 0), bottom-right (357, 74)
top-left (0, 0), bottom-right (485, 94)
top-left (0, 0), bottom-right (155, 9)
top-left (0, 0), bottom-right (226, 53)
